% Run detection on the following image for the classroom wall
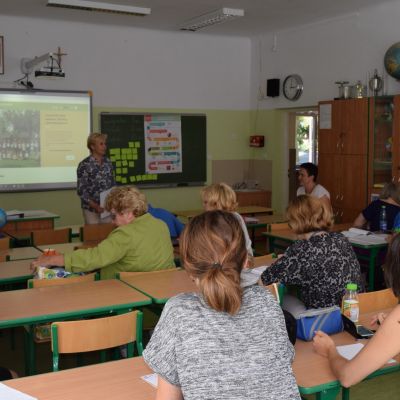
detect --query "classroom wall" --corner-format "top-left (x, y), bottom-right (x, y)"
top-left (249, 0), bottom-right (400, 211)
top-left (0, 15), bottom-right (257, 225)
top-left (251, 1), bottom-right (400, 110)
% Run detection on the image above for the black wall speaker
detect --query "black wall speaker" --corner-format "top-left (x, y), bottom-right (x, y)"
top-left (267, 79), bottom-right (280, 97)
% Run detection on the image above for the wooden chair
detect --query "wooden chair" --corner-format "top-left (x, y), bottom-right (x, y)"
top-left (25, 272), bottom-right (98, 375)
top-left (80, 223), bottom-right (114, 242)
top-left (269, 222), bottom-right (290, 231)
top-left (358, 288), bottom-right (398, 314)
top-left (0, 236), bottom-right (10, 250)
top-left (31, 228), bottom-right (72, 246)
top-left (51, 310), bottom-right (143, 371)
top-left (265, 283), bottom-right (280, 302)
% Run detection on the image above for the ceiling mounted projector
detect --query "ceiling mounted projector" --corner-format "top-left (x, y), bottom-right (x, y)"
top-left (47, 0), bottom-right (151, 16)
top-left (35, 66), bottom-right (65, 78)
top-left (21, 52), bottom-right (66, 79)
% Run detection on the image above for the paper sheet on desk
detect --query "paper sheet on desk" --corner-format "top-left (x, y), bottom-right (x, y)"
top-left (0, 383), bottom-right (37, 400)
top-left (337, 343), bottom-right (396, 364)
top-left (141, 373), bottom-right (158, 388)
top-left (342, 230), bottom-right (388, 245)
top-left (99, 188), bottom-right (113, 219)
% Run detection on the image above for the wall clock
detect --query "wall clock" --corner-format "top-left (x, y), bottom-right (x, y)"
top-left (283, 74), bottom-right (303, 101)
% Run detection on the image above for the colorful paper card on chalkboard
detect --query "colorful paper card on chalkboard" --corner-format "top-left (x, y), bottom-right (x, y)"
top-left (101, 113), bottom-right (206, 188)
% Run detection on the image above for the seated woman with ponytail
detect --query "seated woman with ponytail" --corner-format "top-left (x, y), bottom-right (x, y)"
top-left (143, 210), bottom-right (300, 400)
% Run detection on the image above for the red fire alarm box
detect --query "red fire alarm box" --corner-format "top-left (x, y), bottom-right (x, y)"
top-left (250, 135), bottom-right (264, 147)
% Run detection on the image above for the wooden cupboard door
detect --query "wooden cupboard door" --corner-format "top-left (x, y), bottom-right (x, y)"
top-left (340, 208), bottom-right (361, 223)
top-left (340, 154), bottom-right (368, 211)
top-left (318, 153), bottom-right (341, 206)
top-left (392, 95), bottom-right (400, 182)
top-left (318, 101), bottom-right (340, 154)
top-left (340, 98), bottom-right (368, 155)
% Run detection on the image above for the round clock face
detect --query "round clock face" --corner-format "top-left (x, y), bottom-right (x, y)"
top-left (283, 74), bottom-right (303, 101)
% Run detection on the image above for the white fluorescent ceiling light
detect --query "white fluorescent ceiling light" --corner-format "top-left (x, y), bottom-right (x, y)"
top-left (47, 0), bottom-right (151, 16)
top-left (180, 8), bottom-right (244, 32)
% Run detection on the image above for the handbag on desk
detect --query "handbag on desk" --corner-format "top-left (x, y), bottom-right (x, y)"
top-left (296, 306), bottom-right (343, 341)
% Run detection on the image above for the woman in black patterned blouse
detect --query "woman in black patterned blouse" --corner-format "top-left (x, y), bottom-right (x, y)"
top-left (261, 195), bottom-right (363, 310)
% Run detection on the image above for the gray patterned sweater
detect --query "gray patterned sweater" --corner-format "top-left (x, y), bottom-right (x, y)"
top-left (143, 285), bottom-right (300, 400)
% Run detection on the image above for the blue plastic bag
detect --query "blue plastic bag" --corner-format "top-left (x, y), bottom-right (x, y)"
top-left (296, 306), bottom-right (343, 341)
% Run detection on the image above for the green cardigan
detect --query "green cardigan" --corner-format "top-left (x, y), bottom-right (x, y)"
top-left (64, 213), bottom-right (175, 279)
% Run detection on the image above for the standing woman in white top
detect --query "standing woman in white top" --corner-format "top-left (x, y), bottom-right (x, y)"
top-left (297, 162), bottom-right (331, 210)
top-left (201, 183), bottom-right (253, 259)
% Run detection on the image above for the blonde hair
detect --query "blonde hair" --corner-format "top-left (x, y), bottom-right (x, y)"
top-left (380, 182), bottom-right (400, 204)
top-left (87, 132), bottom-right (107, 152)
top-left (180, 210), bottom-right (247, 315)
top-left (287, 195), bottom-right (333, 234)
top-left (105, 186), bottom-right (147, 217)
top-left (200, 183), bottom-right (238, 212)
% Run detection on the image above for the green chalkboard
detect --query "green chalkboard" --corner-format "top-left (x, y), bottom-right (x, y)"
top-left (100, 113), bottom-right (206, 187)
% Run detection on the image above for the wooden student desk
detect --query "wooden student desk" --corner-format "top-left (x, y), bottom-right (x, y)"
top-left (0, 279), bottom-right (151, 329)
top-left (0, 246), bottom-right (42, 261)
top-left (3, 210), bottom-right (60, 240)
top-left (294, 308), bottom-right (400, 400)
top-left (120, 255), bottom-right (275, 304)
top-left (36, 242), bottom-right (84, 254)
top-left (4, 357), bottom-right (155, 400)
top-left (5, 311), bottom-right (400, 400)
top-left (262, 223), bottom-right (387, 291)
top-left (120, 269), bottom-right (197, 304)
top-left (0, 259), bottom-right (34, 285)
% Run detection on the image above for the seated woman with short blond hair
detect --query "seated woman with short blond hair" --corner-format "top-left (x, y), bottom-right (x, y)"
top-left (200, 183), bottom-right (253, 257)
top-left (261, 195), bottom-right (363, 310)
top-left (32, 186), bottom-right (174, 279)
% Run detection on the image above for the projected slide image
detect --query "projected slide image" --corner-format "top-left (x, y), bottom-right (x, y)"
top-left (40, 110), bottom-right (89, 167)
top-left (0, 109), bottom-right (40, 167)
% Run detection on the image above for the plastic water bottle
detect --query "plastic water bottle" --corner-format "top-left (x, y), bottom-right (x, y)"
top-left (379, 205), bottom-right (387, 232)
top-left (342, 283), bottom-right (359, 323)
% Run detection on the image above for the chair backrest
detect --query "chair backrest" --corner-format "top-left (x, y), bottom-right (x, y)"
top-left (269, 223), bottom-right (290, 231)
top-left (31, 228), bottom-right (72, 246)
top-left (28, 272), bottom-right (98, 288)
top-left (51, 310), bottom-right (143, 371)
top-left (80, 224), bottom-right (114, 242)
top-left (265, 283), bottom-right (280, 302)
top-left (0, 236), bottom-right (10, 250)
top-left (358, 288), bottom-right (398, 314)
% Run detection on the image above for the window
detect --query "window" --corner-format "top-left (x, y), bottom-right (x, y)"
top-left (295, 113), bottom-right (317, 165)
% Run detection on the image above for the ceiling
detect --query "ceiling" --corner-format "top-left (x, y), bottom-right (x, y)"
top-left (1, 0), bottom-right (386, 37)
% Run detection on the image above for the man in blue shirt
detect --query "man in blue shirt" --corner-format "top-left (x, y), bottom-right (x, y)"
top-left (148, 204), bottom-right (184, 238)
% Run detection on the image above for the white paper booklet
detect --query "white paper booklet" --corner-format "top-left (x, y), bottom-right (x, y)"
top-left (337, 343), bottom-right (396, 364)
top-left (0, 383), bottom-right (37, 400)
top-left (342, 229), bottom-right (388, 245)
top-left (141, 373), bottom-right (158, 388)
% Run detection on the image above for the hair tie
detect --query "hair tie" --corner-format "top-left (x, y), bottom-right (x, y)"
top-left (212, 262), bottom-right (222, 269)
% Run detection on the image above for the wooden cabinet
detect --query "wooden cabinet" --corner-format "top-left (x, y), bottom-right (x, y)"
top-left (235, 190), bottom-right (271, 207)
top-left (318, 99), bottom-right (368, 222)
top-left (368, 95), bottom-right (400, 199)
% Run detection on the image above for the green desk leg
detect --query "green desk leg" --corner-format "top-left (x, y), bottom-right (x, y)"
top-left (316, 386), bottom-right (341, 400)
top-left (300, 385), bottom-right (340, 400)
top-left (368, 247), bottom-right (380, 292)
top-left (268, 237), bottom-right (276, 253)
top-left (342, 387), bottom-right (350, 400)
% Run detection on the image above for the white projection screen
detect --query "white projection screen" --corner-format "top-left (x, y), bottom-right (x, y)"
top-left (0, 89), bottom-right (92, 192)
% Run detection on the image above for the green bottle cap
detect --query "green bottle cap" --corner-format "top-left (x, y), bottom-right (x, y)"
top-left (346, 283), bottom-right (358, 291)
